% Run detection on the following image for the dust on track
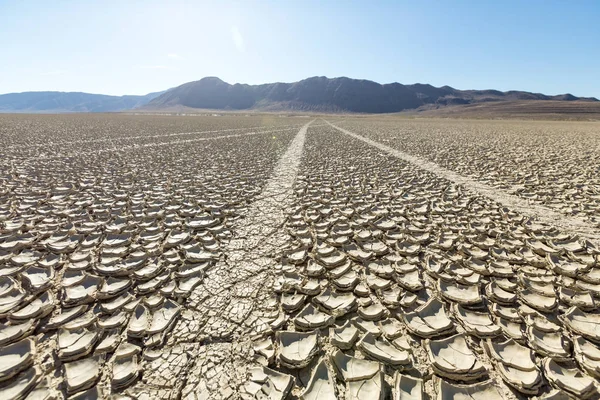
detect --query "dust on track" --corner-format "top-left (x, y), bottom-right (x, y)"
top-left (325, 120), bottom-right (600, 245)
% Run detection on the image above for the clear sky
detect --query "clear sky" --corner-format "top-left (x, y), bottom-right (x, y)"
top-left (1, 0), bottom-right (599, 97)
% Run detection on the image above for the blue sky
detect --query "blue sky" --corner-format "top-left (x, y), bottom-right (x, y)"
top-left (1, 0), bottom-right (599, 97)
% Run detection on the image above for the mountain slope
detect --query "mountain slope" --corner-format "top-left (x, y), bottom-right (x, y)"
top-left (3, 78), bottom-right (597, 114)
top-left (0, 91), bottom-right (164, 113)
top-left (146, 76), bottom-right (598, 113)
top-left (407, 100), bottom-right (600, 120)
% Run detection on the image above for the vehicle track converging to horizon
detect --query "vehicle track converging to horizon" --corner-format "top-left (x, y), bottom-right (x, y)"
top-left (0, 113), bottom-right (599, 400)
top-left (325, 120), bottom-right (600, 245)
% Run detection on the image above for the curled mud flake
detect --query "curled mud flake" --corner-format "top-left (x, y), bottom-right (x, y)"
top-left (299, 358), bottom-right (337, 400)
top-left (425, 333), bottom-right (487, 381)
top-left (435, 377), bottom-right (504, 400)
top-left (0, 337), bottom-right (36, 382)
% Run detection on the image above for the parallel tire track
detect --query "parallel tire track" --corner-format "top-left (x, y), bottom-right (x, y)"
top-left (133, 120), bottom-right (314, 399)
top-left (27, 127), bottom-right (301, 161)
top-left (325, 120), bottom-right (600, 245)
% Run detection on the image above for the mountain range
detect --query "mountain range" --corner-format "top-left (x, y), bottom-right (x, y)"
top-left (145, 77), bottom-right (598, 113)
top-left (0, 91), bottom-right (164, 113)
top-left (1, 77), bottom-right (597, 114)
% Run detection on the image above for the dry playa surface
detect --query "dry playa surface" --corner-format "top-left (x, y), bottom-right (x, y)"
top-left (0, 113), bottom-right (600, 399)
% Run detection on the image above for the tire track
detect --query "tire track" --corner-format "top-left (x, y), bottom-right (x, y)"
top-left (26, 127), bottom-right (300, 161)
top-left (130, 120), bottom-right (314, 399)
top-left (325, 120), bottom-right (600, 245)
top-left (8, 123), bottom-right (305, 149)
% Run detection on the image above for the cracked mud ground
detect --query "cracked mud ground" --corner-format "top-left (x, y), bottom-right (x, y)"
top-left (1, 113), bottom-right (600, 400)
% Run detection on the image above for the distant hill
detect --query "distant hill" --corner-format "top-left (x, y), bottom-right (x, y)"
top-left (405, 100), bottom-right (600, 121)
top-left (0, 91), bottom-right (164, 113)
top-left (2, 77), bottom-right (597, 114)
top-left (144, 76), bottom-right (599, 113)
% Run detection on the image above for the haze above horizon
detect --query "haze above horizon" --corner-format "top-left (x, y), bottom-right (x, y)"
top-left (1, 0), bottom-right (599, 98)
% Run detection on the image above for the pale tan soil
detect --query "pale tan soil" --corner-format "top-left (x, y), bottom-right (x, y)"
top-left (326, 121), bottom-right (600, 245)
top-left (0, 114), bottom-right (599, 399)
top-left (333, 117), bottom-right (600, 228)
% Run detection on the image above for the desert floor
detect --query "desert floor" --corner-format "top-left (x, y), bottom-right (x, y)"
top-left (1, 113), bottom-right (600, 399)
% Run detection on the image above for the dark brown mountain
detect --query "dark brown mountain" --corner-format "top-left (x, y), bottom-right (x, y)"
top-left (145, 76), bottom-right (598, 113)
